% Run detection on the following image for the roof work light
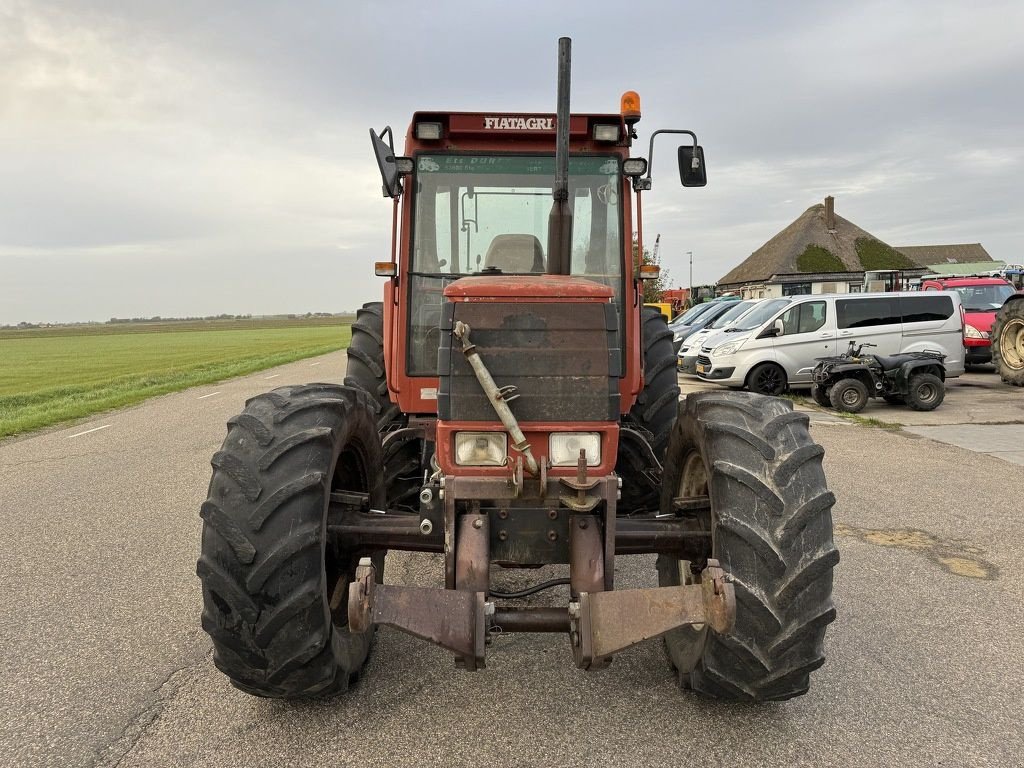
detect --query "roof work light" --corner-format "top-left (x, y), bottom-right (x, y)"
top-left (415, 122), bottom-right (443, 140)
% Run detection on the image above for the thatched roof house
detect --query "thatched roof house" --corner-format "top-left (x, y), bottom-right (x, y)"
top-left (718, 196), bottom-right (922, 296)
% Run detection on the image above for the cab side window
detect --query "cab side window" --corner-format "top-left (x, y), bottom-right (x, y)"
top-left (777, 301), bottom-right (826, 335)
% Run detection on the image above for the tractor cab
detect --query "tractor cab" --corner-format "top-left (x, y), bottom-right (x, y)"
top-left (372, 108), bottom-right (657, 415)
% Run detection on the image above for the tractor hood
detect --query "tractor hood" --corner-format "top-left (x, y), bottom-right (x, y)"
top-left (444, 275), bottom-right (613, 301)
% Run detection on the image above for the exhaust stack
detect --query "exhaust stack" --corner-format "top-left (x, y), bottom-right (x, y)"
top-left (547, 37), bottom-right (573, 275)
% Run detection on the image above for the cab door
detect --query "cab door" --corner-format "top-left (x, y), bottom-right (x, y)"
top-left (770, 299), bottom-right (836, 383)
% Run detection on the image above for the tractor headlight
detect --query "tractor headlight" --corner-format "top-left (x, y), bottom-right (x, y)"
top-left (549, 432), bottom-right (601, 467)
top-left (454, 432), bottom-right (508, 466)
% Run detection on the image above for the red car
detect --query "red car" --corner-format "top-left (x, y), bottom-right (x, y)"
top-left (920, 277), bottom-right (1016, 365)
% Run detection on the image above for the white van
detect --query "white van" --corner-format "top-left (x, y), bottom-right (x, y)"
top-left (695, 292), bottom-right (965, 394)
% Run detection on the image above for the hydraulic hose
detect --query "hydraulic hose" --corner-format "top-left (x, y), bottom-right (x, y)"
top-left (453, 321), bottom-right (540, 476)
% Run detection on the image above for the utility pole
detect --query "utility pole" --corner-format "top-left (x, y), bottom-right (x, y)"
top-left (687, 250), bottom-right (693, 305)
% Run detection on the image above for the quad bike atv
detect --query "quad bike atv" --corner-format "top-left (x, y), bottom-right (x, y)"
top-left (811, 341), bottom-right (946, 413)
top-left (198, 38), bottom-right (838, 702)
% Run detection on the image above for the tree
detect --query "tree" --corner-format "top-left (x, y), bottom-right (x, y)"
top-left (632, 233), bottom-right (671, 304)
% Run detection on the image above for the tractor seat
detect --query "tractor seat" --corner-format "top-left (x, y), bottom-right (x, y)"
top-left (483, 234), bottom-right (545, 273)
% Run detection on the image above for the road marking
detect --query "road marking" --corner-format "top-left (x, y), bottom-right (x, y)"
top-left (197, 392), bottom-right (221, 400)
top-left (309, 362), bottom-right (321, 367)
top-left (68, 424), bottom-right (112, 439)
top-left (264, 374), bottom-right (280, 379)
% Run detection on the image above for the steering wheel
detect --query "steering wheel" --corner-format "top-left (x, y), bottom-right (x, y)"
top-left (596, 182), bottom-right (617, 206)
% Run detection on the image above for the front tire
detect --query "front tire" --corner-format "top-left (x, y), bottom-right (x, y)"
top-left (657, 392), bottom-right (838, 701)
top-left (829, 378), bottom-right (869, 413)
top-left (747, 362), bottom-right (787, 396)
top-left (810, 384), bottom-right (831, 408)
top-left (197, 384), bottom-right (384, 698)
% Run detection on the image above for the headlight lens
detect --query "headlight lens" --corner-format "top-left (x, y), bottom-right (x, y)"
top-left (454, 432), bottom-right (508, 466)
top-left (549, 432), bottom-right (601, 467)
top-left (714, 340), bottom-right (743, 357)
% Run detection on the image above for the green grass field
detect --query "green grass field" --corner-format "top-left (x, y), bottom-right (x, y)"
top-left (0, 317), bottom-right (353, 439)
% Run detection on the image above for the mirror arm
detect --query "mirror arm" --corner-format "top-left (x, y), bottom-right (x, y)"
top-left (634, 129), bottom-right (698, 191)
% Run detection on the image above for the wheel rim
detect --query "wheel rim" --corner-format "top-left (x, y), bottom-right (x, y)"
top-left (1001, 318), bottom-right (1024, 371)
top-left (672, 450), bottom-right (710, 589)
top-left (841, 387), bottom-right (861, 407)
top-left (915, 382), bottom-right (937, 404)
top-left (678, 450), bottom-right (708, 500)
top-left (756, 366), bottom-right (783, 394)
top-left (326, 440), bottom-right (375, 630)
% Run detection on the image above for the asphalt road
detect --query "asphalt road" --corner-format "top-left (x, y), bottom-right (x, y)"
top-left (2, 352), bottom-right (1022, 767)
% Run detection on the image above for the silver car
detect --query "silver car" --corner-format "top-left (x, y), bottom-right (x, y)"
top-left (677, 299), bottom-right (762, 374)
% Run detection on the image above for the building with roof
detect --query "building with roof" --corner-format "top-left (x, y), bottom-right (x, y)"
top-left (896, 243), bottom-right (994, 267)
top-left (894, 243), bottom-right (1005, 280)
top-left (717, 196), bottom-right (923, 299)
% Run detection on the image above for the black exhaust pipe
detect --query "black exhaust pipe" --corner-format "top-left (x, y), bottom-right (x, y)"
top-left (547, 37), bottom-right (573, 275)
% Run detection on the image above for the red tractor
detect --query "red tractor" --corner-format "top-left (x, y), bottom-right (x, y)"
top-left (198, 39), bottom-right (837, 701)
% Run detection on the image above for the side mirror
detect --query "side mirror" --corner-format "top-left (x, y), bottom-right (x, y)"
top-left (758, 320), bottom-right (784, 339)
top-left (678, 145), bottom-right (707, 187)
top-left (370, 126), bottom-right (402, 198)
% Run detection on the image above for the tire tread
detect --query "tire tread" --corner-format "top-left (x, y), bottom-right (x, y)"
top-left (659, 391), bottom-right (837, 701)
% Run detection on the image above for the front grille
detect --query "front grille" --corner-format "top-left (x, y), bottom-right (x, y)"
top-left (438, 301), bottom-right (620, 422)
top-left (696, 355), bottom-right (712, 368)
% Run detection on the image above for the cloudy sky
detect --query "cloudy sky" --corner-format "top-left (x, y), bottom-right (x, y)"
top-left (2, 0), bottom-right (1022, 324)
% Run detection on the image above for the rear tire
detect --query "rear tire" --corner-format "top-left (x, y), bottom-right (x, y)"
top-left (616, 307), bottom-right (681, 515)
top-left (344, 302), bottom-right (400, 429)
top-left (906, 372), bottom-right (944, 411)
top-left (747, 362), bottom-right (787, 396)
top-left (991, 299), bottom-right (1024, 386)
top-left (197, 384), bottom-right (384, 698)
top-left (344, 301), bottom-right (426, 509)
top-left (382, 430), bottom-right (426, 513)
top-left (657, 392), bottom-right (838, 701)
top-left (829, 378), bottom-right (869, 413)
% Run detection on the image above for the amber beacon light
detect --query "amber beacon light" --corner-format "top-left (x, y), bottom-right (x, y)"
top-left (620, 90), bottom-right (641, 126)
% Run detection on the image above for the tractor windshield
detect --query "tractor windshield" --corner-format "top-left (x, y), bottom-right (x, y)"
top-left (407, 153), bottom-right (625, 375)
